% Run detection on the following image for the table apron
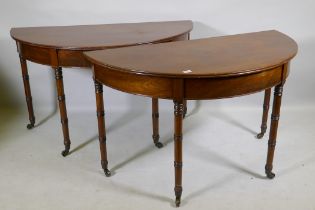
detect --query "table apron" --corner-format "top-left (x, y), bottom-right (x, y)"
top-left (184, 65), bottom-right (285, 100)
top-left (94, 64), bottom-right (288, 100)
top-left (16, 33), bottom-right (190, 68)
top-left (58, 50), bottom-right (91, 67)
top-left (17, 42), bottom-right (58, 66)
top-left (17, 42), bottom-right (99, 68)
top-left (94, 65), bottom-right (174, 99)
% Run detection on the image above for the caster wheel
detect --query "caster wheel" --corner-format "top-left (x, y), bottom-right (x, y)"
top-left (61, 149), bottom-right (69, 157)
top-left (27, 123), bottom-right (34, 129)
top-left (256, 132), bottom-right (265, 139)
top-left (104, 169), bottom-right (111, 177)
top-left (266, 171), bottom-right (275, 179)
top-left (155, 142), bottom-right (164, 149)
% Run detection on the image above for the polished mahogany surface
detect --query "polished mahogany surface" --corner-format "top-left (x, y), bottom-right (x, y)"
top-left (10, 20), bottom-right (193, 50)
top-left (85, 30), bottom-right (297, 78)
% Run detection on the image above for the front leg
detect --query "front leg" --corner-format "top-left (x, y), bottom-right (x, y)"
top-left (54, 67), bottom-right (71, 157)
top-left (19, 56), bottom-right (35, 129)
top-left (173, 100), bottom-right (184, 207)
top-left (94, 80), bottom-right (111, 177)
top-left (265, 84), bottom-right (284, 179)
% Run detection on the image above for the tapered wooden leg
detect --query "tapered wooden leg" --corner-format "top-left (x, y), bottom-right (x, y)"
top-left (54, 67), bottom-right (71, 157)
top-left (152, 98), bottom-right (163, 148)
top-left (265, 84), bottom-right (284, 179)
top-left (94, 80), bottom-right (111, 177)
top-left (173, 100), bottom-right (184, 207)
top-left (257, 88), bottom-right (271, 139)
top-left (19, 56), bottom-right (35, 129)
top-left (183, 100), bottom-right (187, 118)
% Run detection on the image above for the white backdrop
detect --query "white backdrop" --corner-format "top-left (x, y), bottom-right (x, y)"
top-left (0, 0), bottom-right (314, 112)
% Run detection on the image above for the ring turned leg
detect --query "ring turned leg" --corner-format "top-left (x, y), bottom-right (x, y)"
top-left (152, 98), bottom-right (163, 148)
top-left (54, 67), bottom-right (71, 157)
top-left (265, 84), bottom-right (284, 179)
top-left (173, 100), bottom-right (184, 207)
top-left (257, 88), bottom-right (271, 139)
top-left (19, 56), bottom-right (35, 129)
top-left (94, 80), bottom-right (111, 177)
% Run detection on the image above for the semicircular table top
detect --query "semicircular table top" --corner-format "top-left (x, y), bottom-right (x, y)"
top-left (84, 30), bottom-right (298, 78)
top-left (10, 20), bottom-right (193, 50)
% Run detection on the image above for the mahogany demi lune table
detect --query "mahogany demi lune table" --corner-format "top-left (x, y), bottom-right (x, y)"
top-left (10, 20), bottom-right (192, 156)
top-left (84, 30), bottom-right (298, 207)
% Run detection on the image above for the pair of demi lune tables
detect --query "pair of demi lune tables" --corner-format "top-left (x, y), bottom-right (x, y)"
top-left (10, 20), bottom-right (297, 207)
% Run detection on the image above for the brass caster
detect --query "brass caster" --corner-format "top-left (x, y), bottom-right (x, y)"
top-left (155, 142), bottom-right (164, 149)
top-left (256, 132), bottom-right (265, 139)
top-left (266, 170), bottom-right (275, 179)
top-left (27, 123), bottom-right (34, 129)
top-left (61, 144), bottom-right (70, 157)
top-left (104, 169), bottom-right (111, 177)
top-left (61, 149), bottom-right (69, 157)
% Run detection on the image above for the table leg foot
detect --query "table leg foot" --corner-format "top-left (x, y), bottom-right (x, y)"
top-left (174, 186), bottom-right (182, 207)
top-left (104, 169), bottom-right (111, 177)
top-left (153, 134), bottom-right (163, 148)
top-left (265, 168), bottom-right (275, 179)
top-left (154, 141), bottom-right (164, 148)
top-left (256, 129), bottom-right (266, 139)
top-left (101, 160), bottom-right (111, 177)
top-left (61, 150), bottom-right (68, 157)
top-left (256, 133), bottom-right (263, 139)
top-left (61, 144), bottom-right (70, 157)
top-left (27, 123), bottom-right (35, 129)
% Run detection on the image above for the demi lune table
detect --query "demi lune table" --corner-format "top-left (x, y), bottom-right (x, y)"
top-left (84, 30), bottom-right (298, 207)
top-left (10, 20), bottom-right (192, 156)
